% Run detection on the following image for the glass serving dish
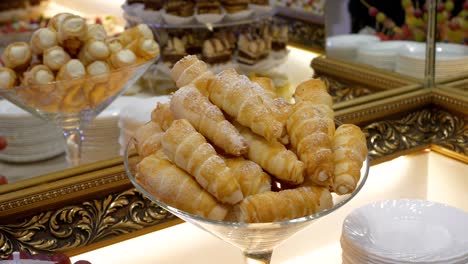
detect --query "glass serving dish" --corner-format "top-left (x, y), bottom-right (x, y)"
top-left (0, 57), bottom-right (157, 167)
top-left (124, 137), bottom-right (370, 264)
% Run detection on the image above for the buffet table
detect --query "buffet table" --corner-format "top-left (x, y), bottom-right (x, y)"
top-left (71, 151), bottom-right (468, 264)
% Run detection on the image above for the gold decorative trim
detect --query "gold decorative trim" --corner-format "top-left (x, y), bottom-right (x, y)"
top-left (364, 108), bottom-right (467, 162)
top-left (320, 76), bottom-right (374, 103)
top-left (311, 56), bottom-right (416, 90)
top-left (0, 189), bottom-right (179, 258)
top-left (0, 172), bottom-right (126, 212)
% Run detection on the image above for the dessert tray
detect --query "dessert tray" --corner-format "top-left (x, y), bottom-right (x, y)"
top-left (123, 4), bottom-right (275, 28)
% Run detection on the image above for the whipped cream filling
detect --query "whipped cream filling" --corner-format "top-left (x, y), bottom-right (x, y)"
top-left (137, 24), bottom-right (153, 39)
top-left (141, 39), bottom-right (159, 54)
top-left (39, 28), bottom-right (57, 47)
top-left (117, 49), bottom-right (136, 64)
top-left (48, 48), bottom-right (68, 65)
top-left (66, 59), bottom-right (86, 77)
top-left (89, 41), bottom-right (110, 58)
top-left (35, 69), bottom-right (54, 84)
top-left (108, 40), bottom-right (123, 53)
top-left (0, 71), bottom-right (13, 87)
top-left (63, 17), bottom-right (86, 33)
top-left (87, 24), bottom-right (107, 41)
top-left (10, 45), bottom-right (28, 61)
top-left (87, 61), bottom-right (109, 75)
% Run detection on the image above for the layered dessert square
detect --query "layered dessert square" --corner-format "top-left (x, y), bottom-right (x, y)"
top-left (197, 0), bottom-right (222, 14)
top-left (162, 36), bottom-right (188, 64)
top-left (165, 0), bottom-right (195, 17)
top-left (221, 0), bottom-right (249, 13)
top-left (202, 37), bottom-right (231, 64)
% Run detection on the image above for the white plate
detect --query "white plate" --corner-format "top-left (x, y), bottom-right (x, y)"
top-left (161, 10), bottom-right (194, 25)
top-left (224, 9), bottom-right (253, 21)
top-left (326, 34), bottom-right (380, 49)
top-left (195, 11), bottom-right (225, 24)
top-left (342, 199), bottom-right (468, 262)
top-left (399, 42), bottom-right (468, 61)
top-left (249, 3), bottom-right (274, 16)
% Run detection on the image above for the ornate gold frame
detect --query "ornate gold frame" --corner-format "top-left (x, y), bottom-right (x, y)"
top-left (0, 59), bottom-right (466, 259)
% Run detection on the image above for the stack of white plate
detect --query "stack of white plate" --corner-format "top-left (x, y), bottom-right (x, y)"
top-left (80, 96), bottom-right (138, 163)
top-left (341, 199), bottom-right (468, 264)
top-left (357, 41), bottom-right (422, 71)
top-left (118, 96), bottom-right (171, 155)
top-left (0, 100), bottom-right (64, 163)
top-left (396, 43), bottom-right (468, 79)
top-left (326, 34), bottom-right (381, 61)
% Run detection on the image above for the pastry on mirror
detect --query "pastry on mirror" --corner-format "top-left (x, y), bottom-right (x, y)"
top-left (1, 42), bottom-right (32, 72)
top-left (22, 64), bottom-right (55, 85)
top-left (0, 67), bottom-right (17, 88)
top-left (108, 49), bottom-right (137, 68)
top-left (57, 15), bottom-right (88, 56)
top-left (126, 38), bottom-right (160, 60)
top-left (170, 84), bottom-right (248, 156)
top-left (235, 122), bottom-right (304, 185)
top-left (119, 24), bottom-right (154, 46)
top-left (201, 38), bottom-right (231, 64)
top-left (136, 151), bottom-right (229, 221)
top-left (162, 36), bottom-right (187, 65)
top-left (332, 124), bottom-right (367, 195)
top-left (228, 186), bottom-right (332, 223)
top-left (56, 59), bottom-right (86, 81)
top-left (161, 119), bottom-right (243, 205)
top-left (30, 28), bottom-right (58, 55)
top-left (85, 24), bottom-right (107, 41)
top-left (78, 39), bottom-right (111, 66)
top-left (43, 46), bottom-right (71, 71)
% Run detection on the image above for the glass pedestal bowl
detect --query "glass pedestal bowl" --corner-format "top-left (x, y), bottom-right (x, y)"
top-left (124, 138), bottom-right (369, 264)
top-left (0, 58), bottom-right (156, 167)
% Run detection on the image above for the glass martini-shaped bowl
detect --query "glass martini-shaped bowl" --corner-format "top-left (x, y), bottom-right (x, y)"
top-left (124, 138), bottom-right (370, 264)
top-left (0, 57), bottom-right (157, 167)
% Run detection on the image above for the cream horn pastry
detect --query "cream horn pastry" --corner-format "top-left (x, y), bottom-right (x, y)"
top-left (1, 42), bottom-right (32, 71)
top-left (229, 186), bottom-right (332, 223)
top-left (170, 85), bottom-right (248, 156)
top-left (250, 76), bottom-right (277, 98)
top-left (107, 39), bottom-right (123, 54)
top-left (209, 69), bottom-right (284, 142)
top-left (85, 24), bottom-right (107, 41)
top-left (57, 15), bottom-right (88, 56)
top-left (30, 28), bottom-right (58, 55)
top-left (43, 46), bottom-right (71, 71)
top-left (332, 124), bottom-right (367, 195)
top-left (170, 55), bottom-right (214, 96)
top-left (56, 59), bottom-right (86, 81)
top-left (236, 123), bottom-right (304, 185)
top-left (161, 119), bottom-right (243, 205)
top-left (22, 65), bottom-right (55, 85)
top-left (78, 39), bottom-right (111, 65)
top-left (86, 60), bottom-right (110, 76)
top-left (47, 12), bottom-right (73, 32)
top-left (0, 67), bottom-right (17, 88)
top-left (134, 121), bottom-right (164, 158)
top-left (288, 101), bottom-right (335, 187)
top-left (151, 102), bottom-right (174, 131)
top-left (137, 151), bottom-right (228, 221)
top-left (108, 49), bottom-right (137, 68)
top-left (126, 38), bottom-right (160, 60)
top-left (294, 79), bottom-right (333, 107)
top-left (225, 157), bottom-right (271, 198)
top-left (119, 24), bottom-right (154, 46)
